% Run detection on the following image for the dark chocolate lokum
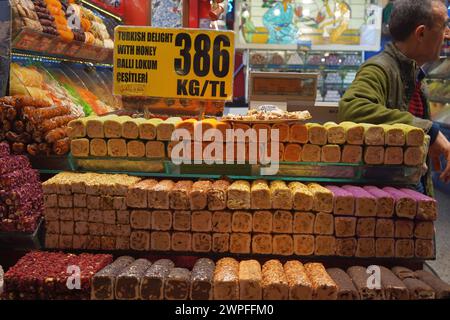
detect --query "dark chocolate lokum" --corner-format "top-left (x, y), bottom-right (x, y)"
top-left (140, 259), bottom-right (175, 300)
top-left (115, 259), bottom-right (151, 300)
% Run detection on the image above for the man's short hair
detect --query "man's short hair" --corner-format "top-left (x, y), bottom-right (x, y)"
top-left (389, 0), bottom-right (445, 41)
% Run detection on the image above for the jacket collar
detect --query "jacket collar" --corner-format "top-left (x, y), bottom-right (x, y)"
top-left (385, 42), bottom-right (422, 84)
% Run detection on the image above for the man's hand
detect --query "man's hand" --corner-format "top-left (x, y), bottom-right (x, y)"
top-left (429, 131), bottom-right (450, 183)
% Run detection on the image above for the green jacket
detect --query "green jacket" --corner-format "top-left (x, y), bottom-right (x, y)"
top-left (339, 42), bottom-right (434, 194)
top-left (339, 42), bottom-right (433, 132)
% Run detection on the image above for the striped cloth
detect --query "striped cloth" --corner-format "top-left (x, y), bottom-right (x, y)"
top-left (408, 81), bottom-right (424, 118)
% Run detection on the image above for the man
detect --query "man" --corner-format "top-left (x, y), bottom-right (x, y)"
top-left (339, 0), bottom-right (450, 191)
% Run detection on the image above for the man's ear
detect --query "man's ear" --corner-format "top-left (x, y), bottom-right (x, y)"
top-left (414, 25), bottom-right (426, 41)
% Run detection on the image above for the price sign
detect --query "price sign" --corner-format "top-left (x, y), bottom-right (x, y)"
top-left (113, 26), bottom-right (235, 101)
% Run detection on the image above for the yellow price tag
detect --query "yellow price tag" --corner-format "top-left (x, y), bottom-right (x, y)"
top-left (113, 26), bottom-right (235, 101)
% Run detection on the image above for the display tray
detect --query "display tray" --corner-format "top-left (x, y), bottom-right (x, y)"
top-left (62, 156), bottom-right (423, 185)
top-left (28, 155), bottom-right (74, 173)
top-left (12, 28), bottom-right (113, 65)
top-left (0, 218), bottom-right (44, 250)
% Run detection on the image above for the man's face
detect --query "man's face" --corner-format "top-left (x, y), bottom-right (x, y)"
top-left (421, 3), bottom-right (449, 62)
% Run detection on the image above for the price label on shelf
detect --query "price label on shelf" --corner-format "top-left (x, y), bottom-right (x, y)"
top-left (113, 26), bottom-right (235, 101)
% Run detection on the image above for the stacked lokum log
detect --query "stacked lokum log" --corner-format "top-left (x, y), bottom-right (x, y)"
top-left (43, 173), bottom-right (436, 259)
top-left (0, 96), bottom-right (75, 155)
top-left (2, 251), bottom-right (112, 300)
top-left (0, 142), bottom-right (43, 232)
top-left (88, 257), bottom-right (450, 300)
top-left (91, 256), bottom-right (215, 300)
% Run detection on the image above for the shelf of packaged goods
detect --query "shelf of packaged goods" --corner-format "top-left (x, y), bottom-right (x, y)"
top-left (0, 218), bottom-right (44, 250)
top-left (249, 64), bottom-right (360, 72)
top-left (28, 155), bottom-right (423, 185)
top-left (12, 28), bottom-right (113, 66)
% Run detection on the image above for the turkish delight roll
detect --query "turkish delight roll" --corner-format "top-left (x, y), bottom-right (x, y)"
top-left (293, 235), bottom-right (315, 256)
top-left (315, 236), bottom-right (336, 256)
top-left (384, 147), bottom-right (404, 165)
top-left (284, 260), bottom-right (313, 300)
top-left (414, 221), bottom-right (435, 240)
top-left (394, 124), bottom-right (425, 146)
top-left (326, 186), bottom-right (355, 216)
top-left (341, 145), bottom-right (363, 163)
top-left (273, 210), bottom-right (293, 234)
top-left (395, 220), bottom-right (414, 238)
top-left (152, 210), bottom-right (172, 231)
top-left (321, 145), bottom-right (341, 163)
top-left (126, 179), bottom-right (157, 209)
top-left (262, 260), bottom-right (289, 300)
top-left (334, 217), bottom-right (356, 237)
top-left (391, 266), bottom-right (415, 280)
top-left (230, 233), bottom-right (251, 254)
top-left (363, 186), bottom-right (395, 218)
top-left (213, 258), bottom-right (239, 300)
top-left (145, 141), bottom-right (165, 159)
top-left (414, 270), bottom-right (450, 299)
top-left (326, 268), bottom-right (359, 300)
top-left (208, 180), bottom-right (230, 210)
top-left (127, 141), bottom-right (145, 158)
top-left (103, 116), bottom-right (126, 138)
top-left (289, 123), bottom-right (308, 143)
top-left (130, 210), bottom-right (151, 230)
top-left (139, 118), bottom-right (163, 140)
top-left (68, 117), bottom-right (88, 138)
top-left (192, 210), bottom-right (212, 232)
top-left (356, 238), bottom-right (375, 258)
top-left (151, 231), bottom-right (171, 251)
top-left (227, 180), bottom-right (251, 210)
top-left (231, 211), bottom-right (252, 233)
top-left (140, 259), bottom-right (175, 300)
top-left (324, 122), bottom-right (346, 144)
top-left (376, 219), bottom-right (395, 238)
top-left (306, 123), bottom-right (327, 145)
top-left (171, 232), bottom-right (192, 252)
top-left (415, 239), bottom-right (434, 259)
top-left (399, 188), bottom-right (437, 221)
top-left (169, 180), bottom-right (193, 210)
top-left (86, 116), bottom-right (109, 138)
top-left (252, 234), bottom-right (273, 254)
top-left (301, 144), bottom-right (321, 162)
top-left (251, 180), bottom-right (271, 209)
top-left (272, 123), bottom-right (290, 142)
top-left (293, 211), bottom-right (315, 234)
top-left (239, 260), bottom-right (262, 300)
top-left (379, 266), bottom-right (409, 300)
top-left (71, 138), bottom-right (90, 157)
top-left (340, 122), bottom-right (364, 145)
top-left (212, 233), bottom-right (230, 253)
top-left (364, 146), bottom-right (385, 165)
top-left (173, 210), bottom-right (191, 231)
top-left (395, 239), bottom-right (414, 258)
top-left (308, 183), bottom-right (333, 213)
top-left (381, 124), bottom-right (405, 146)
top-left (190, 258), bottom-right (215, 300)
top-left (383, 187), bottom-right (416, 219)
top-left (90, 139), bottom-right (108, 157)
top-left (314, 213), bottom-right (334, 235)
top-left (273, 235), bottom-right (294, 256)
top-left (402, 278), bottom-right (435, 300)
top-left (404, 146), bottom-right (425, 166)
top-left (149, 180), bottom-right (175, 209)
top-left (347, 266), bottom-right (384, 300)
top-left (304, 262), bottom-right (337, 300)
top-left (107, 139), bottom-right (127, 157)
top-left (164, 268), bottom-right (191, 300)
top-left (157, 117), bottom-right (182, 141)
top-left (189, 180), bottom-right (212, 210)
top-left (130, 231), bottom-right (150, 251)
top-left (91, 256), bottom-right (135, 300)
top-left (283, 143), bottom-right (302, 162)
top-left (212, 211), bottom-right (231, 233)
top-left (342, 185), bottom-right (377, 217)
top-left (289, 182), bottom-right (314, 211)
top-left (336, 238), bottom-right (357, 257)
top-left (192, 233), bottom-right (212, 252)
top-left (270, 180), bottom-right (293, 210)
top-left (362, 124), bottom-right (385, 146)
top-left (121, 118), bottom-right (139, 139)
top-left (115, 259), bottom-right (151, 300)
top-left (376, 238), bottom-right (395, 258)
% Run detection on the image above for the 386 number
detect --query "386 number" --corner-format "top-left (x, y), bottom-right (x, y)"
top-left (174, 33), bottom-right (231, 78)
